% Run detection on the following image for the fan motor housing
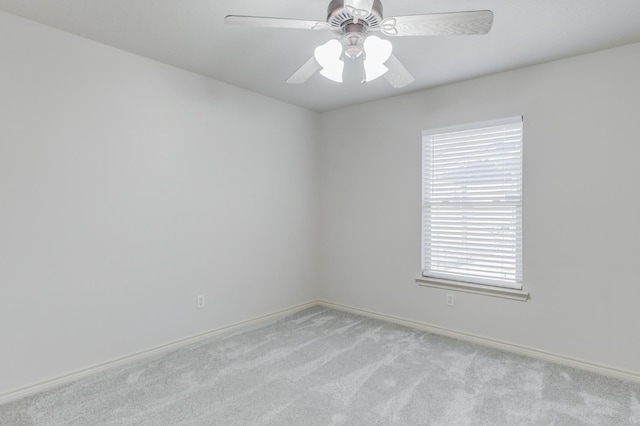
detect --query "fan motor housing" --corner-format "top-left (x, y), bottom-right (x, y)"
top-left (327, 0), bottom-right (383, 34)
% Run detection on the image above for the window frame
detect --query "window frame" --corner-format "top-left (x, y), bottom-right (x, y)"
top-left (417, 117), bottom-right (528, 301)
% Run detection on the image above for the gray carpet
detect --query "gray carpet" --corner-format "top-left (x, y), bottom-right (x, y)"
top-left (1, 306), bottom-right (639, 425)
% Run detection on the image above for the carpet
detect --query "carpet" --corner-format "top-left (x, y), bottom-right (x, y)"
top-left (1, 306), bottom-right (639, 425)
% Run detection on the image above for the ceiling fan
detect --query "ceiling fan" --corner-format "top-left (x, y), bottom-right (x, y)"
top-left (226, 0), bottom-right (493, 88)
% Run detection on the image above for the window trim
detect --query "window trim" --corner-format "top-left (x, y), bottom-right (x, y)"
top-left (415, 276), bottom-right (529, 301)
top-left (420, 116), bottom-right (525, 298)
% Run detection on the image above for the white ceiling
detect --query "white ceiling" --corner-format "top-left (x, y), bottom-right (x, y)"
top-left (1, 0), bottom-right (640, 112)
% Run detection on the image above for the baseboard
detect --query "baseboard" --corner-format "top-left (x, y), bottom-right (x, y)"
top-left (318, 300), bottom-right (640, 384)
top-left (0, 300), bottom-right (318, 405)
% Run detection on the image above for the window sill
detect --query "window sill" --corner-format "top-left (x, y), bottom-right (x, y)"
top-left (416, 276), bottom-right (530, 301)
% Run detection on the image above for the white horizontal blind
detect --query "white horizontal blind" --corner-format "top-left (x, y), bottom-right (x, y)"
top-left (422, 117), bottom-right (523, 289)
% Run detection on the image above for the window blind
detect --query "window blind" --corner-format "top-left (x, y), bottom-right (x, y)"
top-left (422, 117), bottom-right (523, 289)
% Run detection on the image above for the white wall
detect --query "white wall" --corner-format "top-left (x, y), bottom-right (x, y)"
top-left (319, 42), bottom-right (640, 374)
top-left (3, 8), bottom-right (639, 398)
top-left (0, 11), bottom-right (319, 395)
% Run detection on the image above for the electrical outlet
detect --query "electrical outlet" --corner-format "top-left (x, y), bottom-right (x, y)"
top-left (446, 293), bottom-right (454, 307)
top-left (197, 294), bottom-right (205, 309)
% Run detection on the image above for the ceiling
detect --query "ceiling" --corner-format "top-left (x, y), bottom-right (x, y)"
top-left (1, 0), bottom-right (640, 112)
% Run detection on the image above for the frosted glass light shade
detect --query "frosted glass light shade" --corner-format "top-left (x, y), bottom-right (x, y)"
top-left (363, 36), bottom-right (392, 82)
top-left (314, 39), bottom-right (344, 83)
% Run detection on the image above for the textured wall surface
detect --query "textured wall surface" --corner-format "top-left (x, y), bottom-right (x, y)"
top-left (0, 11), bottom-right (319, 395)
top-left (2, 7), bottom-right (640, 398)
top-left (319, 42), bottom-right (640, 375)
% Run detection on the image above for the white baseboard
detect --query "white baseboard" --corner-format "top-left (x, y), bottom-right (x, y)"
top-left (318, 300), bottom-right (640, 384)
top-left (0, 300), bottom-right (318, 405)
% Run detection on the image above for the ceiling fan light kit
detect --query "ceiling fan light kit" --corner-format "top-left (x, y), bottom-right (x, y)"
top-left (225, 0), bottom-right (493, 88)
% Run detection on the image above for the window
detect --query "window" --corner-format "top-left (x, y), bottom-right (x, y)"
top-left (421, 117), bottom-right (523, 291)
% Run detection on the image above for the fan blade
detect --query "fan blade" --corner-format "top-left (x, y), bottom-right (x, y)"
top-left (286, 57), bottom-right (322, 84)
top-left (225, 15), bottom-right (330, 31)
top-left (383, 54), bottom-right (415, 88)
top-left (381, 11), bottom-right (493, 36)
